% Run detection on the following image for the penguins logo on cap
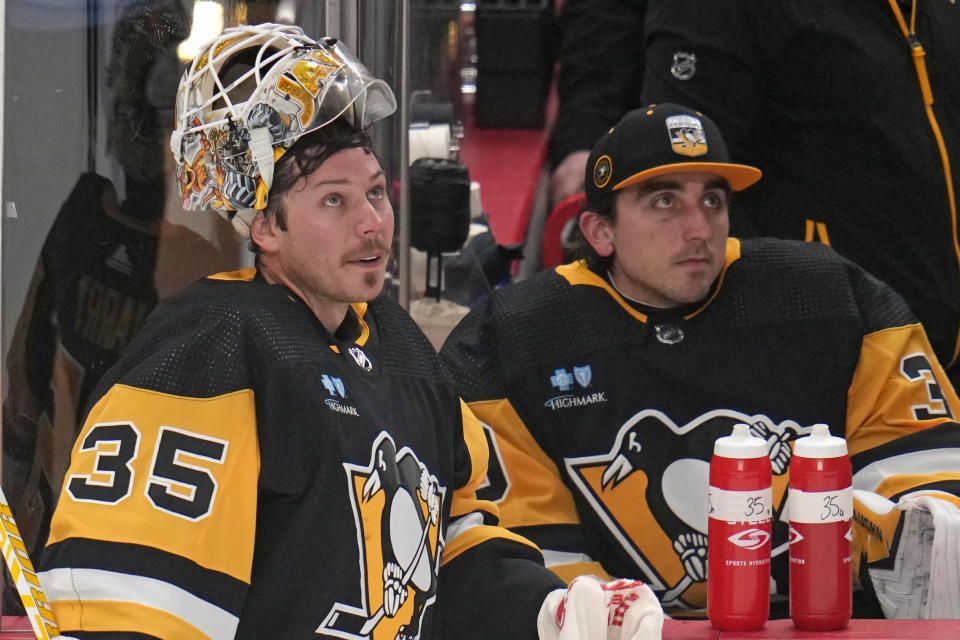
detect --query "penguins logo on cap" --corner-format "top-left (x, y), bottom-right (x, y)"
top-left (666, 114), bottom-right (708, 157)
top-left (593, 155), bottom-right (613, 189)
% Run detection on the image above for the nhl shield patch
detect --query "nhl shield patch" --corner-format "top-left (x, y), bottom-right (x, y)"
top-left (348, 346), bottom-right (373, 371)
top-left (665, 115), bottom-right (708, 157)
top-left (670, 51), bottom-right (697, 81)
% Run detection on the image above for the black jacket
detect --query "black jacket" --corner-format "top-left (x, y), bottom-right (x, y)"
top-left (550, 0), bottom-right (960, 382)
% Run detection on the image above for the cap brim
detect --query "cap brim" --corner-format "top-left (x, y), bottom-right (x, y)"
top-left (613, 162), bottom-right (762, 192)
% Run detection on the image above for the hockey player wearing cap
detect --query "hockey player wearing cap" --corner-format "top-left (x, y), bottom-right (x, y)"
top-left (37, 23), bottom-right (664, 639)
top-left (549, 0), bottom-right (960, 392)
top-left (442, 103), bottom-right (960, 619)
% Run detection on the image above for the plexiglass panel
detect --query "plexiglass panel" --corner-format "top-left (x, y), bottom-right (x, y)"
top-left (0, 1), bottom-right (464, 608)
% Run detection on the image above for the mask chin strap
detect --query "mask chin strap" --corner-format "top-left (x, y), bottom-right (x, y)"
top-left (169, 129), bottom-right (184, 163)
top-left (234, 125), bottom-right (277, 238)
top-left (249, 126), bottom-right (275, 201)
top-left (231, 209), bottom-right (258, 236)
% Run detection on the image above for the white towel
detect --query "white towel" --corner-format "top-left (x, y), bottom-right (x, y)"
top-left (537, 577), bottom-right (664, 640)
top-left (857, 490), bottom-right (960, 619)
top-left (898, 495), bottom-right (960, 618)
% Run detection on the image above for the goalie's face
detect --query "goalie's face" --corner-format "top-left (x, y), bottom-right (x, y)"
top-left (252, 147), bottom-right (393, 331)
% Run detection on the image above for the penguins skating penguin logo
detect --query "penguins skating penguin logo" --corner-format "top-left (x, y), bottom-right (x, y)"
top-left (565, 409), bottom-right (804, 609)
top-left (318, 432), bottom-right (444, 639)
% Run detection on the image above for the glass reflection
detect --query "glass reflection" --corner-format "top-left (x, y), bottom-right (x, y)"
top-left (1, 6), bottom-right (462, 615)
top-left (0, 4), bottom-right (455, 616)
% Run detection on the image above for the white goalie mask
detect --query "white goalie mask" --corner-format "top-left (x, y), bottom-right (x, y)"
top-left (170, 23), bottom-right (397, 235)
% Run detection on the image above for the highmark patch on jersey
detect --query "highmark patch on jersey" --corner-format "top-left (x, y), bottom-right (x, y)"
top-left (320, 373), bottom-right (360, 417)
top-left (317, 432), bottom-right (445, 640)
top-left (545, 364), bottom-right (608, 411)
top-left (564, 409), bottom-right (809, 609)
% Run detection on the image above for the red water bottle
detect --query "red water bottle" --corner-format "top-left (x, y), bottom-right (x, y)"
top-left (708, 423), bottom-right (772, 630)
top-left (788, 423), bottom-right (852, 630)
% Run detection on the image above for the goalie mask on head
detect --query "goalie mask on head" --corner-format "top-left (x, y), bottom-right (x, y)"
top-left (170, 22), bottom-right (397, 236)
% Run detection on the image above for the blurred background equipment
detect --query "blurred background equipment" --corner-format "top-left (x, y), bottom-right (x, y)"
top-left (410, 156), bottom-right (472, 301)
top-left (474, 0), bottom-right (555, 128)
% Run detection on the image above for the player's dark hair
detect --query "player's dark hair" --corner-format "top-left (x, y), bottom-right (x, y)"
top-left (569, 192), bottom-right (617, 273)
top-left (250, 119), bottom-right (376, 254)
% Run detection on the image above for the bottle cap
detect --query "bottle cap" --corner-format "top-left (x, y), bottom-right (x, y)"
top-left (713, 423), bottom-right (768, 458)
top-left (794, 423), bottom-right (847, 458)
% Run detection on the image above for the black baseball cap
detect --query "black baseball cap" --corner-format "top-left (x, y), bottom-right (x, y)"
top-left (584, 104), bottom-right (762, 207)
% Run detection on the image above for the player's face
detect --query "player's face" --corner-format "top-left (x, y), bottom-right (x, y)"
top-left (258, 147), bottom-right (393, 330)
top-left (586, 172), bottom-right (729, 308)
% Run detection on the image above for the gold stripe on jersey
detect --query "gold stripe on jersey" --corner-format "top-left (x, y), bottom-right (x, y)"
top-left (869, 473), bottom-right (960, 508)
top-left (449, 401), bottom-right (499, 521)
top-left (852, 492), bottom-right (908, 571)
top-left (459, 400), bottom-right (491, 494)
top-left (350, 302), bottom-right (371, 346)
top-left (927, 492), bottom-right (960, 510)
top-left (549, 561), bottom-right (612, 584)
top-left (846, 323), bottom-right (960, 457)
top-left (207, 268), bottom-right (256, 281)
top-left (47, 384), bottom-right (259, 583)
top-left (55, 599), bottom-right (222, 639)
top-left (556, 262), bottom-right (648, 323)
top-left (555, 238), bottom-right (742, 322)
top-left (467, 399), bottom-right (579, 528)
top-left (804, 219), bottom-right (832, 244)
top-left (440, 524), bottom-right (540, 566)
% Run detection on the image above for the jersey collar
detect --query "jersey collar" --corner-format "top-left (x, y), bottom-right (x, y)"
top-left (556, 237), bottom-right (742, 322)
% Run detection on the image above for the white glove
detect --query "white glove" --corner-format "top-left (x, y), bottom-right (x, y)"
top-left (856, 490), bottom-right (960, 619)
top-left (537, 577), bottom-right (663, 640)
top-left (908, 495), bottom-right (960, 618)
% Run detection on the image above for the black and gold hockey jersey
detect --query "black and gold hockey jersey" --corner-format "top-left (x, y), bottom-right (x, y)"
top-left (441, 237), bottom-right (960, 614)
top-left (40, 269), bottom-right (563, 639)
